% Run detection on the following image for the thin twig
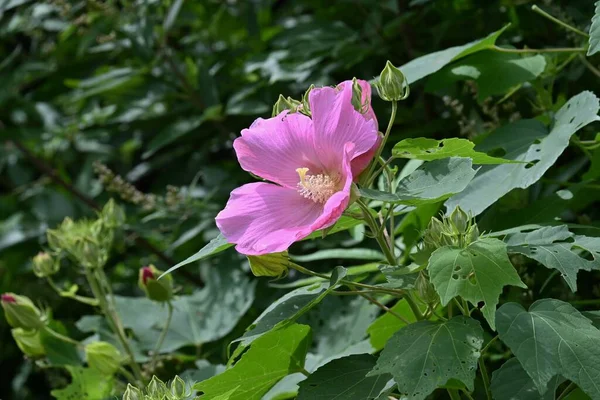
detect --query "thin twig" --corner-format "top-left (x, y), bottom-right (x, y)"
top-left (492, 46), bottom-right (586, 54)
top-left (531, 5), bottom-right (589, 38)
top-left (360, 294), bottom-right (411, 324)
top-left (579, 54), bottom-right (600, 79)
top-left (9, 139), bottom-right (204, 286)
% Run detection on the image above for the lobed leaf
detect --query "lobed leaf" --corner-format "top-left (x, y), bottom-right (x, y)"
top-left (393, 138), bottom-right (516, 164)
top-left (589, 1), bottom-right (600, 56)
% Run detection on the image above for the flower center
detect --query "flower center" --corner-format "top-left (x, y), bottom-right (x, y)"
top-left (296, 168), bottom-right (338, 203)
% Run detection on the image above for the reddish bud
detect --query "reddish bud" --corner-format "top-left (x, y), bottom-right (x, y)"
top-left (138, 265), bottom-right (173, 303)
top-left (141, 266), bottom-right (155, 285)
top-left (2, 293), bottom-right (16, 304)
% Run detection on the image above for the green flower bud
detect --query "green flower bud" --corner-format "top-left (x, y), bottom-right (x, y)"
top-left (85, 341), bottom-right (122, 376)
top-left (375, 60), bottom-right (410, 102)
top-left (272, 94), bottom-right (301, 117)
top-left (449, 206), bottom-right (470, 234)
top-left (32, 252), bottom-right (59, 278)
top-left (122, 384), bottom-right (143, 400)
top-left (139, 265), bottom-right (173, 302)
top-left (170, 376), bottom-right (187, 398)
top-left (12, 328), bottom-right (45, 358)
top-left (247, 252), bottom-right (290, 278)
top-left (416, 273), bottom-right (439, 306)
top-left (351, 77), bottom-right (364, 113)
top-left (147, 376), bottom-right (168, 398)
top-left (466, 224), bottom-right (480, 244)
top-left (1, 293), bottom-right (45, 330)
top-left (100, 199), bottom-right (125, 229)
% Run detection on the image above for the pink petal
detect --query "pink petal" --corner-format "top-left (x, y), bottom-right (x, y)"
top-left (309, 81), bottom-right (379, 176)
top-left (216, 144), bottom-right (357, 255)
top-left (234, 112), bottom-right (322, 190)
top-left (216, 183), bottom-right (323, 255)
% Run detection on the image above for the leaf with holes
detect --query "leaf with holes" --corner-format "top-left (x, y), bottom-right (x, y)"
top-left (399, 24), bottom-right (510, 84)
top-left (195, 324), bottom-right (311, 400)
top-left (297, 354), bottom-right (390, 400)
top-left (589, 1), bottom-right (600, 56)
top-left (490, 358), bottom-right (565, 400)
top-left (360, 157), bottom-right (477, 205)
top-left (428, 238), bottom-right (526, 330)
top-left (446, 92), bottom-right (600, 216)
top-left (367, 316), bottom-right (483, 400)
top-left (503, 225), bottom-right (600, 292)
top-left (496, 299), bottom-right (600, 398)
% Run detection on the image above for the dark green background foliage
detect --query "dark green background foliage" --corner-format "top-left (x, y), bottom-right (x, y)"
top-left (1, 0), bottom-right (599, 399)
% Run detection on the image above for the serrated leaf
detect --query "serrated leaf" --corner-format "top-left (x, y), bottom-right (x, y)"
top-left (588, 2), bottom-right (600, 56)
top-left (368, 316), bottom-right (484, 400)
top-left (399, 24), bottom-right (510, 84)
top-left (446, 92), bottom-right (600, 216)
top-left (490, 358), bottom-right (564, 400)
top-left (504, 225), bottom-right (600, 291)
top-left (496, 299), bottom-right (600, 398)
top-left (50, 367), bottom-right (112, 400)
top-left (297, 355), bottom-right (390, 400)
top-left (194, 324), bottom-right (311, 400)
top-left (428, 238), bottom-right (526, 330)
top-left (393, 138), bottom-right (515, 164)
top-left (360, 157), bottom-right (477, 205)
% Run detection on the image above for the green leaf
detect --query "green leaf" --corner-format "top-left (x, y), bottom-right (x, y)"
top-left (50, 367), bottom-right (113, 400)
top-left (496, 299), bottom-right (600, 398)
top-left (428, 238), bottom-right (526, 330)
top-left (564, 388), bottom-right (593, 400)
top-left (399, 24), bottom-right (510, 84)
top-left (291, 248), bottom-right (384, 262)
top-left (367, 299), bottom-right (422, 351)
top-left (117, 265), bottom-right (255, 352)
top-left (194, 324), bottom-right (311, 400)
top-left (378, 264), bottom-right (420, 290)
top-left (503, 225), bottom-right (600, 291)
top-left (392, 138), bottom-right (515, 164)
top-left (40, 323), bottom-right (81, 366)
top-left (297, 355), bottom-right (390, 400)
top-left (163, 0), bottom-right (184, 32)
top-left (490, 358), bottom-right (564, 400)
top-left (446, 92), bottom-right (600, 216)
top-left (236, 266), bottom-right (347, 348)
top-left (588, 1), bottom-right (600, 56)
top-left (360, 157), bottom-right (477, 205)
top-left (368, 316), bottom-right (484, 400)
top-left (426, 52), bottom-right (546, 100)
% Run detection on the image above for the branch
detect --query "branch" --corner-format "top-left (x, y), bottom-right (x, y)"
top-left (10, 139), bottom-right (204, 287)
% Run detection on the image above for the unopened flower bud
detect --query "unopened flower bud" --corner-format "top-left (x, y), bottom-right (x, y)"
top-left (416, 273), bottom-right (439, 306)
top-left (85, 341), bottom-right (122, 375)
top-left (449, 206), bottom-right (470, 234)
top-left (1, 293), bottom-right (45, 330)
top-left (32, 252), bottom-right (59, 278)
top-left (351, 77), bottom-right (365, 113)
top-left (122, 384), bottom-right (143, 400)
top-left (138, 265), bottom-right (173, 302)
top-left (375, 61), bottom-right (409, 102)
top-left (247, 252), bottom-right (290, 278)
top-left (147, 376), bottom-right (168, 398)
top-left (272, 95), bottom-right (301, 117)
top-left (466, 224), bottom-right (480, 244)
top-left (12, 328), bottom-right (45, 357)
top-left (170, 376), bottom-right (187, 398)
top-left (100, 199), bottom-right (125, 229)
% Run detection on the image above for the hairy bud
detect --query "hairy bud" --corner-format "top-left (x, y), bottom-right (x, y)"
top-left (1, 293), bottom-right (45, 330)
top-left (122, 384), bottom-right (143, 400)
top-left (85, 341), bottom-right (122, 375)
top-left (375, 60), bottom-right (409, 102)
top-left (170, 376), bottom-right (188, 398)
top-left (32, 252), bottom-right (59, 278)
top-left (12, 328), bottom-right (45, 358)
top-left (138, 265), bottom-right (173, 302)
top-left (272, 94), bottom-right (301, 117)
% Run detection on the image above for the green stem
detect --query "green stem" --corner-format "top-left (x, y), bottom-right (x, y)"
top-left (492, 45), bottom-right (586, 54)
top-left (365, 100), bottom-right (398, 186)
top-left (531, 5), bottom-right (589, 38)
top-left (118, 366), bottom-right (138, 384)
top-left (453, 298), bottom-right (467, 315)
top-left (150, 302), bottom-right (174, 372)
top-left (479, 357), bottom-right (493, 400)
top-left (461, 389), bottom-right (475, 400)
top-left (47, 277), bottom-right (99, 306)
top-left (404, 292), bottom-right (424, 321)
top-left (85, 269), bottom-right (144, 384)
top-left (357, 199), bottom-right (397, 266)
top-left (447, 389), bottom-right (462, 400)
top-left (579, 54), bottom-right (600, 79)
top-left (43, 327), bottom-right (82, 347)
top-left (299, 367), bottom-right (311, 377)
top-left (359, 292), bottom-right (411, 324)
top-left (481, 335), bottom-right (499, 354)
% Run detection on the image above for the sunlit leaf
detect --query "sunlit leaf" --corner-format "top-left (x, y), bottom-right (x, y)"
top-left (50, 367), bottom-right (112, 400)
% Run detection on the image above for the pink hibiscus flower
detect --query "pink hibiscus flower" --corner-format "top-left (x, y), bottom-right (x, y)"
top-left (216, 80), bottom-right (379, 255)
